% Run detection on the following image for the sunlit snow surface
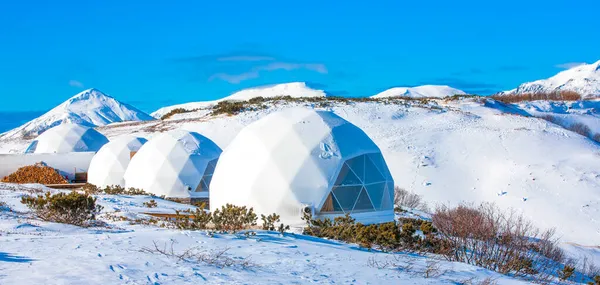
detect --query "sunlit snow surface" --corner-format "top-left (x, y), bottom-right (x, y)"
top-left (0, 183), bottom-right (532, 284)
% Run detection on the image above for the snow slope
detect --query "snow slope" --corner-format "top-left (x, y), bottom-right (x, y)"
top-left (372, 85), bottom-right (466, 98)
top-left (0, 88), bottom-right (153, 140)
top-left (499, 60), bottom-right (600, 97)
top-left (506, 100), bottom-right (600, 138)
top-left (0, 184), bottom-right (535, 284)
top-left (151, 82), bottom-right (326, 118)
top-left (91, 98), bottom-right (600, 246)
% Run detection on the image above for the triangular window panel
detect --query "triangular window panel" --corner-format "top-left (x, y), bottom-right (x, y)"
top-left (194, 179), bottom-right (205, 192)
top-left (364, 182), bottom-right (386, 210)
top-left (345, 155), bottom-right (366, 183)
top-left (334, 163), bottom-right (362, 186)
top-left (364, 155), bottom-right (386, 184)
top-left (320, 192), bottom-right (343, 213)
top-left (332, 185), bottom-right (362, 212)
top-left (205, 159), bottom-right (217, 175)
top-left (352, 187), bottom-right (374, 212)
top-left (380, 185), bottom-right (393, 210)
top-left (369, 153), bottom-right (391, 178)
top-left (203, 174), bottom-right (213, 189)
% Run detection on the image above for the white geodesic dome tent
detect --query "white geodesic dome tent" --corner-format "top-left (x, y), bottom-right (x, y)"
top-left (87, 136), bottom-right (148, 188)
top-left (210, 108), bottom-right (394, 226)
top-left (123, 130), bottom-right (222, 198)
top-left (24, 123), bottom-right (109, 154)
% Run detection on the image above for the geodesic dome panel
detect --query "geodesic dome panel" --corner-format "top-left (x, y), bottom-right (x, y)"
top-left (320, 153), bottom-right (394, 214)
top-left (210, 107), bottom-right (394, 226)
top-left (24, 123), bottom-right (109, 154)
top-left (123, 130), bottom-right (222, 198)
top-left (87, 136), bottom-right (148, 188)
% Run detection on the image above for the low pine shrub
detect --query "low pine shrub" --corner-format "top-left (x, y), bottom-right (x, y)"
top-left (143, 199), bottom-right (158, 208)
top-left (173, 205), bottom-right (212, 230)
top-left (260, 213), bottom-right (290, 233)
top-left (21, 191), bottom-right (103, 227)
top-left (302, 211), bottom-right (429, 252)
top-left (212, 204), bottom-right (257, 233)
top-left (261, 213), bottom-right (280, 231)
top-left (161, 108), bottom-right (194, 120)
top-left (559, 265), bottom-right (575, 281)
top-left (84, 184), bottom-right (150, 196)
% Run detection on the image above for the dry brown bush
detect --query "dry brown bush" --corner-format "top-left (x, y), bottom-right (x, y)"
top-left (568, 122), bottom-right (592, 137)
top-left (2, 163), bottom-right (68, 184)
top-left (432, 203), bottom-right (564, 278)
top-left (394, 187), bottom-right (427, 211)
top-left (492, 90), bottom-right (583, 103)
top-left (140, 240), bottom-right (256, 269)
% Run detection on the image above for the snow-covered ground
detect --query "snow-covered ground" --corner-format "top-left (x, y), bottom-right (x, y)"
top-left (0, 183), bottom-right (549, 284)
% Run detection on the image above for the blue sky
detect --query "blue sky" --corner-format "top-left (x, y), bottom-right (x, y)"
top-left (1, 0), bottom-right (599, 117)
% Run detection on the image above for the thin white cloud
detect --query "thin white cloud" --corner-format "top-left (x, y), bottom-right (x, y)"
top-left (217, 56), bottom-right (275, 62)
top-left (69, 80), bottom-right (84, 88)
top-left (209, 62), bottom-right (328, 84)
top-left (555, 62), bottom-right (587, 69)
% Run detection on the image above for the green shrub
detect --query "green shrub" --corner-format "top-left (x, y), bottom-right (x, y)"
top-left (261, 213), bottom-right (280, 231)
top-left (21, 192), bottom-right (103, 227)
top-left (277, 223), bottom-right (290, 235)
top-left (173, 204), bottom-right (212, 230)
top-left (559, 265), bottom-right (575, 281)
top-left (261, 213), bottom-right (290, 233)
top-left (83, 183), bottom-right (152, 196)
top-left (161, 108), bottom-right (193, 120)
top-left (143, 199), bottom-right (158, 208)
top-left (212, 101), bottom-right (247, 116)
top-left (420, 221), bottom-right (435, 235)
top-left (212, 204), bottom-right (257, 233)
top-left (82, 183), bottom-right (101, 194)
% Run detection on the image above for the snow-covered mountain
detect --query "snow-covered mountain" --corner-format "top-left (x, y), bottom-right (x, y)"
top-left (152, 82), bottom-right (326, 118)
top-left (499, 60), bottom-right (600, 97)
top-left (371, 85), bottom-right (466, 98)
top-left (0, 88), bottom-right (153, 140)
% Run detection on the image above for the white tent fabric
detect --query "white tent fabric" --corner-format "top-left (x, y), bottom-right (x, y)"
top-left (87, 136), bottom-right (148, 188)
top-left (24, 123), bottom-right (109, 154)
top-left (210, 108), bottom-right (394, 226)
top-left (123, 130), bottom-right (222, 198)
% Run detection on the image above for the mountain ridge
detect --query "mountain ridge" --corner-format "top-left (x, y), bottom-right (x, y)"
top-left (0, 88), bottom-right (153, 140)
top-left (498, 60), bottom-right (600, 97)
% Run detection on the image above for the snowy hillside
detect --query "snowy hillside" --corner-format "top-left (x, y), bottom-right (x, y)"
top-left (499, 60), bottom-right (600, 97)
top-left (2, 97), bottom-right (600, 283)
top-left (0, 88), bottom-right (153, 140)
top-left (90, 98), bottom-right (600, 246)
top-left (507, 100), bottom-right (600, 139)
top-left (372, 85), bottom-right (466, 98)
top-left (0, 184), bottom-right (533, 284)
top-left (151, 82), bottom-right (326, 118)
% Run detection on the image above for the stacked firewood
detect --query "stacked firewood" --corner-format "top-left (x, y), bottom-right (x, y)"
top-left (1, 163), bottom-right (68, 184)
